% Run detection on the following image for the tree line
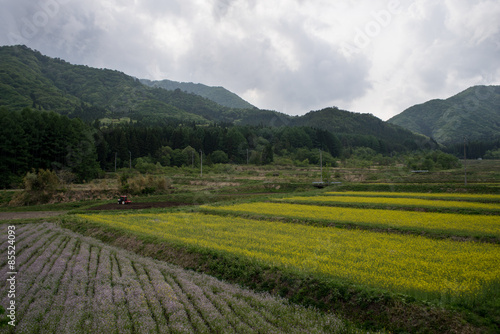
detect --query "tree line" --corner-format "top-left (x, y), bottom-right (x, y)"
top-left (0, 107), bottom-right (99, 188)
top-left (0, 107), bottom-right (344, 187)
top-left (93, 121), bottom-right (343, 171)
top-left (2, 107), bottom-right (482, 189)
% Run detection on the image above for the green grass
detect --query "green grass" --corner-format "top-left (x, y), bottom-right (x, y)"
top-left (60, 216), bottom-right (490, 333)
top-left (324, 191), bottom-right (500, 202)
top-left (274, 195), bottom-right (500, 215)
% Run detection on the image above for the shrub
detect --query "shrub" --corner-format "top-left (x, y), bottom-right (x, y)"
top-left (124, 175), bottom-right (171, 194)
top-left (210, 150), bottom-right (229, 164)
top-left (23, 169), bottom-right (60, 192)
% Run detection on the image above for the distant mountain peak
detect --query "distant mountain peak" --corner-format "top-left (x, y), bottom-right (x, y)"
top-left (388, 85), bottom-right (500, 144)
top-left (140, 78), bottom-right (255, 109)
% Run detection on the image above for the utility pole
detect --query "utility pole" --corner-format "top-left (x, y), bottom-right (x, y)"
top-left (200, 150), bottom-right (203, 177)
top-left (114, 152), bottom-right (117, 172)
top-left (464, 136), bottom-right (467, 186)
top-left (247, 149), bottom-right (249, 165)
top-left (129, 151), bottom-right (132, 169)
top-left (320, 149), bottom-right (323, 183)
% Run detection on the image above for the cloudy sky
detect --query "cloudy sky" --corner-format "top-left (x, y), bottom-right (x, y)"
top-left (1, 0), bottom-right (499, 120)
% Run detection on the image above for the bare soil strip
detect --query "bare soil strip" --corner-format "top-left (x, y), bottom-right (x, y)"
top-left (0, 211), bottom-right (67, 220)
top-left (87, 202), bottom-right (191, 211)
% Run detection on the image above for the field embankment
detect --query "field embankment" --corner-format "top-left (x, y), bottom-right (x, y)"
top-left (0, 222), bottom-right (353, 333)
top-left (64, 190), bottom-right (500, 333)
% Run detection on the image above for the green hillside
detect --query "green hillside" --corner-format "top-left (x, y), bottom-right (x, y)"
top-left (388, 86), bottom-right (500, 144)
top-left (140, 78), bottom-right (255, 109)
top-left (0, 45), bottom-right (231, 123)
top-left (292, 107), bottom-right (437, 152)
top-left (0, 45), bottom-right (434, 153)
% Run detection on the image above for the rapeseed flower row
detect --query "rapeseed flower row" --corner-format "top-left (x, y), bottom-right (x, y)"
top-left (78, 213), bottom-right (500, 303)
top-left (1, 223), bottom-right (348, 333)
top-left (325, 191), bottom-right (500, 202)
top-left (203, 202), bottom-right (500, 238)
top-left (275, 195), bottom-right (500, 212)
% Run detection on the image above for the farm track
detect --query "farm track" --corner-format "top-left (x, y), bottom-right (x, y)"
top-left (87, 202), bottom-right (191, 211)
top-left (0, 211), bottom-right (67, 220)
top-left (0, 223), bottom-right (349, 334)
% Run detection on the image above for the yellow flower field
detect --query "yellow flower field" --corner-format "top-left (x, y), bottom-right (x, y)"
top-left (202, 202), bottom-right (500, 237)
top-left (325, 191), bottom-right (500, 202)
top-left (77, 212), bottom-right (500, 302)
top-left (276, 195), bottom-right (500, 212)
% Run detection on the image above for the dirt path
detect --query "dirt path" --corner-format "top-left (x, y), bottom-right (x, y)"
top-left (87, 202), bottom-right (191, 210)
top-left (0, 211), bottom-right (67, 220)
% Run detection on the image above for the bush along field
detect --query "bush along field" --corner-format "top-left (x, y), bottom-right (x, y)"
top-left (0, 223), bottom-right (356, 334)
top-left (61, 190), bottom-right (500, 333)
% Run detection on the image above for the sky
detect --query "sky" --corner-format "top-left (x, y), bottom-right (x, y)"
top-left (1, 0), bottom-right (499, 120)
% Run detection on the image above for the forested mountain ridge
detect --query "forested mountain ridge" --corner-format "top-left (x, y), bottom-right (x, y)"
top-left (290, 107), bottom-right (436, 152)
top-left (140, 78), bottom-right (255, 109)
top-left (0, 45), bottom-right (460, 188)
top-left (0, 45), bottom-right (433, 151)
top-left (388, 85), bottom-right (500, 144)
top-left (0, 45), bottom-right (242, 123)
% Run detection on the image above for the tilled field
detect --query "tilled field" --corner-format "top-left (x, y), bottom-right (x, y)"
top-left (0, 212), bottom-right (66, 221)
top-left (87, 202), bottom-right (191, 211)
top-left (0, 223), bottom-right (349, 334)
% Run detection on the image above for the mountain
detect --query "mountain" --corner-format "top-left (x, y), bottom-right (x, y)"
top-left (0, 45), bottom-right (242, 124)
top-left (388, 86), bottom-right (500, 144)
top-left (140, 79), bottom-right (255, 109)
top-left (290, 107), bottom-right (437, 152)
top-left (0, 45), bottom-right (435, 153)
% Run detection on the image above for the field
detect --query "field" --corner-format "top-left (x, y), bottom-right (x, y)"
top-left (69, 189), bottom-right (500, 333)
top-left (76, 212), bottom-right (500, 303)
top-left (0, 223), bottom-right (349, 333)
top-left (275, 195), bottom-right (500, 212)
top-left (202, 202), bottom-right (500, 239)
top-left (1, 162), bottom-right (500, 333)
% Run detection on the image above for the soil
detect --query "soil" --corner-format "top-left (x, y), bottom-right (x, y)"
top-left (87, 192), bottom-right (275, 211)
top-left (0, 211), bottom-right (67, 220)
top-left (87, 202), bottom-right (192, 211)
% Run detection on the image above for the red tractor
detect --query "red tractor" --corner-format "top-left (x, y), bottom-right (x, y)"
top-left (117, 195), bottom-right (131, 205)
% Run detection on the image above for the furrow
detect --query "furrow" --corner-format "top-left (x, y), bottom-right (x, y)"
top-left (15, 235), bottom-right (72, 332)
top-left (56, 240), bottom-right (92, 333)
top-left (111, 252), bottom-right (133, 334)
top-left (11, 233), bottom-right (66, 317)
top-left (117, 254), bottom-right (157, 333)
top-left (0, 225), bottom-right (56, 281)
top-left (38, 237), bottom-right (81, 333)
top-left (133, 262), bottom-right (166, 333)
top-left (141, 265), bottom-right (187, 333)
top-left (169, 267), bottom-right (232, 333)
top-left (90, 248), bottom-right (118, 333)
top-left (159, 267), bottom-right (208, 333)
top-left (79, 245), bottom-right (101, 333)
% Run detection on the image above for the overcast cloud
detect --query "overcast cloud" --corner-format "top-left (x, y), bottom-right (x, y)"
top-left (1, 0), bottom-right (499, 120)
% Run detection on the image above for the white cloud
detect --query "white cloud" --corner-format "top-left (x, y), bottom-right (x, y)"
top-left (0, 0), bottom-right (499, 120)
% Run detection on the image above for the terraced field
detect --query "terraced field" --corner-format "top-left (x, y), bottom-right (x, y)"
top-left (202, 202), bottom-right (500, 239)
top-left (12, 191), bottom-right (498, 333)
top-left (275, 195), bottom-right (500, 212)
top-left (76, 211), bottom-right (500, 305)
top-left (324, 191), bottom-right (500, 202)
top-left (0, 223), bottom-right (351, 334)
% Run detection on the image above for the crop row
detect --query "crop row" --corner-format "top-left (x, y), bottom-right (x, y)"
top-left (202, 202), bottom-right (500, 238)
top-left (77, 213), bottom-right (500, 304)
top-left (275, 195), bottom-right (500, 212)
top-left (325, 191), bottom-right (500, 202)
top-left (0, 223), bottom-right (349, 334)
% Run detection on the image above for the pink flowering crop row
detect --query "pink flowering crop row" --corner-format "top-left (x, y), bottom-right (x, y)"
top-left (0, 223), bottom-right (352, 334)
